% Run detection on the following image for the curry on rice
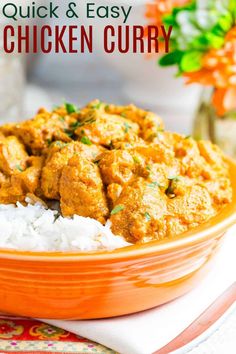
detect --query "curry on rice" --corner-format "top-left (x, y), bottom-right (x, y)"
top-left (0, 100), bottom-right (232, 244)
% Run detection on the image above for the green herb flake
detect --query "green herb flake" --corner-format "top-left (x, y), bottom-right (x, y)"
top-left (147, 182), bottom-right (160, 188)
top-left (184, 135), bottom-right (191, 139)
top-left (91, 101), bottom-right (102, 110)
top-left (121, 112), bottom-right (127, 118)
top-left (65, 103), bottom-right (78, 114)
top-left (15, 164), bottom-right (24, 172)
top-left (81, 136), bottom-right (92, 145)
top-left (46, 138), bottom-right (52, 145)
top-left (111, 205), bottom-right (125, 215)
top-left (59, 116), bottom-right (65, 122)
top-left (168, 176), bottom-right (180, 181)
top-left (146, 165), bottom-right (151, 171)
top-left (133, 156), bottom-right (141, 164)
top-left (145, 212), bottom-right (151, 222)
top-left (166, 176), bottom-right (180, 198)
top-left (55, 141), bottom-right (67, 148)
top-left (64, 129), bottom-right (74, 138)
top-left (70, 121), bottom-right (82, 129)
top-left (124, 122), bottom-right (131, 133)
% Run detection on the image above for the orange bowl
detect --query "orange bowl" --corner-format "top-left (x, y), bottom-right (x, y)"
top-left (0, 159), bottom-right (236, 320)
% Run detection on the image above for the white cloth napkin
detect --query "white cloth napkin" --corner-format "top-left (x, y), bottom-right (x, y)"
top-left (45, 228), bottom-right (236, 354)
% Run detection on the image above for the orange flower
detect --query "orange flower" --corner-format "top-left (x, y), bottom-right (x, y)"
top-left (146, 0), bottom-right (190, 26)
top-left (184, 27), bottom-right (236, 115)
top-left (145, 1), bottom-right (191, 54)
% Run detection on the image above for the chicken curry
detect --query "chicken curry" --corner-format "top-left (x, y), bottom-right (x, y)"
top-left (0, 100), bottom-right (232, 244)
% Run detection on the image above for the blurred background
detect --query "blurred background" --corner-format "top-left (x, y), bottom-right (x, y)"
top-left (1, 0), bottom-right (236, 156)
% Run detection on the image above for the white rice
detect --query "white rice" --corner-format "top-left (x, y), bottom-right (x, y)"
top-left (0, 200), bottom-right (131, 252)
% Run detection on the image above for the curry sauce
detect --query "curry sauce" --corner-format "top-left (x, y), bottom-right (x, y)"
top-left (0, 100), bottom-right (232, 244)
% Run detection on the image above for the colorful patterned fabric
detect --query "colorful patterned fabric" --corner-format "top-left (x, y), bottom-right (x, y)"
top-left (0, 317), bottom-right (116, 353)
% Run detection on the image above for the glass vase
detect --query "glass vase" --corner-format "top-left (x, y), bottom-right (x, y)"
top-left (193, 88), bottom-right (236, 158)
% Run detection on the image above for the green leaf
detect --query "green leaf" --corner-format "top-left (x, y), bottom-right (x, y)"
top-left (180, 51), bottom-right (203, 72)
top-left (144, 212), bottom-right (151, 222)
top-left (217, 13), bottom-right (233, 32)
top-left (205, 33), bottom-right (225, 49)
top-left (81, 136), bottom-right (92, 145)
top-left (15, 164), bottom-right (24, 172)
top-left (111, 205), bottom-right (125, 215)
top-left (91, 101), bottom-right (102, 109)
top-left (133, 156), bottom-right (141, 164)
top-left (65, 103), bottom-right (79, 114)
top-left (168, 176), bottom-right (180, 181)
top-left (163, 14), bottom-right (176, 26)
top-left (147, 182), bottom-right (160, 188)
top-left (192, 35), bottom-right (210, 50)
top-left (159, 51), bottom-right (183, 67)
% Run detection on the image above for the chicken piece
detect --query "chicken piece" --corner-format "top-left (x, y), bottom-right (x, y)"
top-left (99, 144), bottom-right (180, 197)
top-left (60, 155), bottom-right (109, 223)
top-left (2, 107), bottom-right (80, 155)
top-left (166, 184), bottom-right (216, 233)
top-left (110, 177), bottom-right (168, 243)
top-left (41, 141), bottom-right (104, 200)
top-left (0, 156), bottom-right (44, 204)
top-left (110, 177), bottom-right (217, 243)
top-left (0, 123), bottom-right (17, 137)
top-left (107, 183), bottom-right (123, 206)
top-left (104, 102), bottom-right (164, 142)
top-left (0, 136), bottom-right (28, 176)
top-left (74, 101), bottom-right (140, 147)
top-left (197, 140), bottom-right (232, 207)
top-left (99, 149), bottom-right (136, 186)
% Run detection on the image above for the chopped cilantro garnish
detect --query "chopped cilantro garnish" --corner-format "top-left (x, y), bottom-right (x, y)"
top-left (91, 101), bottom-right (102, 109)
top-left (81, 136), bottom-right (92, 145)
top-left (121, 112), bottom-right (127, 118)
top-left (124, 122), bottom-right (131, 133)
top-left (55, 141), bottom-right (67, 148)
top-left (105, 104), bottom-right (110, 110)
top-left (65, 103), bottom-right (79, 114)
top-left (15, 164), bottom-right (23, 172)
top-left (146, 165), bottom-right (151, 171)
top-left (46, 138), bottom-right (52, 145)
top-left (184, 135), bottom-right (191, 139)
top-left (147, 182), bottom-right (160, 188)
top-left (70, 121), bottom-right (83, 130)
top-left (133, 156), bottom-right (141, 164)
top-left (64, 129), bottom-right (74, 138)
top-left (166, 176), bottom-right (180, 197)
top-left (111, 205), bottom-right (125, 215)
top-left (168, 176), bottom-right (180, 181)
top-left (145, 212), bottom-right (151, 221)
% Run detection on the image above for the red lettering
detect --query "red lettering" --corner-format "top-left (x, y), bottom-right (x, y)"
top-left (133, 26), bottom-right (145, 53)
top-left (55, 26), bottom-right (67, 53)
top-left (161, 25), bottom-right (173, 53)
top-left (81, 26), bottom-right (93, 53)
top-left (118, 26), bottom-right (129, 53)
top-left (147, 26), bottom-right (159, 53)
top-left (18, 26), bottom-right (30, 53)
top-left (32, 25), bottom-right (38, 53)
top-left (69, 26), bottom-right (78, 53)
top-left (3, 26), bottom-right (15, 53)
top-left (41, 26), bottom-right (52, 53)
top-left (104, 26), bottom-right (115, 53)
